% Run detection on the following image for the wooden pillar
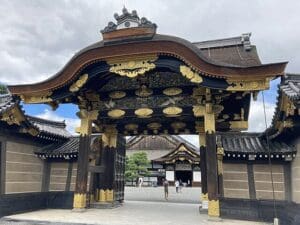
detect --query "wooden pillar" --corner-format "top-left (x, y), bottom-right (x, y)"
top-left (73, 110), bottom-right (97, 210)
top-left (204, 104), bottom-right (220, 218)
top-left (216, 146), bottom-right (224, 198)
top-left (199, 132), bottom-right (208, 211)
top-left (98, 125), bottom-right (118, 203)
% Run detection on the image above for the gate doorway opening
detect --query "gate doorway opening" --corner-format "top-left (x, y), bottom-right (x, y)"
top-left (175, 171), bottom-right (192, 186)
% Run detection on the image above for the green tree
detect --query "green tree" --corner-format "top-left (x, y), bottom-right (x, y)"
top-left (125, 152), bottom-right (150, 182)
top-left (0, 84), bottom-right (8, 95)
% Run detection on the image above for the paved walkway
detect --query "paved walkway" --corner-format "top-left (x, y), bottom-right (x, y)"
top-left (0, 188), bottom-right (268, 225)
top-left (125, 186), bottom-right (201, 204)
top-left (1, 201), bottom-right (268, 225)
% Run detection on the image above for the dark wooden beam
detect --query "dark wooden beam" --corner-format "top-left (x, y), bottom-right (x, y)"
top-left (284, 163), bottom-right (292, 202)
top-left (206, 132), bottom-right (218, 201)
top-left (200, 146), bottom-right (207, 195)
top-left (0, 140), bottom-right (6, 195)
top-left (89, 165), bottom-right (105, 173)
top-left (65, 162), bottom-right (73, 192)
top-left (247, 163), bottom-right (256, 200)
top-left (41, 160), bottom-right (51, 192)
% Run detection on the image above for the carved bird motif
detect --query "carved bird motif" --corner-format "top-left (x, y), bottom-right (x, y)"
top-left (104, 99), bottom-right (116, 109)
top-left (160, 97), bottom-right (184, 107)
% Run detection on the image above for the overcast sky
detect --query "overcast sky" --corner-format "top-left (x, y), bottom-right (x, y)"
top-left (1, 0), bottom-right (299, 146)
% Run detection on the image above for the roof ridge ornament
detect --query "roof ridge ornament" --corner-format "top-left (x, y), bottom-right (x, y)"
top-left (101, 7), bottom-right (157, 41)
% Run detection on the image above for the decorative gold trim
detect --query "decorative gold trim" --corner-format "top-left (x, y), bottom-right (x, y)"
top-left (193, 105), bottom-right (205, 117)
top-left (229, 121), bottom-right (248, 130)
top-left (217, 147), bottom-right (224, 175)
top-left (163, 87), bottom-right (182, 96)
top-left (109, 91), bottom-right (126, 99)
top-left (147, 122), bottom-right (161, 134)
top-left (147, 122), bottom-right (162, 130)
top-left (202, 193), bottom-right (208, 201)
top-left (106, 189), bottom-right (114, 202)
top-left (69, 74), bottom-right (89, 92)
top-left (1, 107), bottom-right (25, 126)
top-left (204, 112), bottom-right (215, 134)
top-left (163, 106), bottom-right (182, 117)
top-left (125, 123), bottom-right (138, 131)
top-left (227, 78), bottom-right (270, 91)
top-left (102, 125), bottom-right (118, 148)
top-left (180, 65), bottom-right (203, 83)
top-left (108, 55), bottom-right (157, 78)
top-left (99, 189), bottom-right (106, 202)
top-left (134, 108), bottom-right (153, 118)
top-left (76, 110), bottom-right (98, 135)
top-left (73, 193), bottom-right (86, 209)
top-left (21, 91), bottom-right (53, 104)
top-left (107, 109), bottom-right (125, 119)
top-left (208, 200), bottom-right (220, 217)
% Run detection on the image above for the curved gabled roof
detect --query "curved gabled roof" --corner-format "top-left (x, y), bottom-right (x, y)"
top-left (0, 93), bottom-right (70, 139)
top-left (8, 33), bottom-right (287, 95)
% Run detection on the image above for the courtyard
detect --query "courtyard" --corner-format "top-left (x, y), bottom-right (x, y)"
top-left (0, 187), bottom-right (268, 225)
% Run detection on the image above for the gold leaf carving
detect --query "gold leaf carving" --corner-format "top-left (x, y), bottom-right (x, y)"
top-left (125, 123), bottom-right (138, 131)
top-left (134, 108), bottom-right (153, 118)
top-left (69, 74), bottom-right (89, 92)
top-left (208, 200), bottom-right (220, 217)
top-left (109, 91), bottom-right (126, 99)
top-left (73, 193), bottom-right (86, 209)
top-left (227, 79), bottom-right (270, 91)
top-left (180, 65), bottom-right (203, 84)
top-left (171, 122), bottom-right (186, 130)
top-left (107, 109), bottom-right (125, 119)
top-left (21, 91), bottom-right (53, 103)
top-left (163, 106), bottom-right (182, 117)
top-left (109, 55), bottom-right (157, 78)
top-left (147, 122), bottom-right (162, 130)
top-left (163, 87), bottom-right (182, 96)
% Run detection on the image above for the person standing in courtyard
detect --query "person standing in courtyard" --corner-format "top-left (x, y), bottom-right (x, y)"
top-left (175, 179), bottom-right (179, 193)
top-left (163, 179), bottom-right (169, 200)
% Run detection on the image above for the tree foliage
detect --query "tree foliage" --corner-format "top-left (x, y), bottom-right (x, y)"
top-left (0, 84), bottom-right (8, 95)
top-left (125, 152), bottom-right (150, 181)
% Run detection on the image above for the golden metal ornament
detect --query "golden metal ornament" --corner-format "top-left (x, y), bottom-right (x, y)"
top-left (193, 105), bottom-right (205, 117)
top-left (106, 189), bottom-right (114, 202)
top-left (202, 193), bottom-right (208, 201)
top-left (1, 107), bottom-right (25, 126)
top-left (171, 122), bottom-right (186, 130)
top-left (69, 74), bottom-right (89, 92)
top-left (163, 87), bottom-right (182, 96)
top-left (147, 122), bottom-right (162, 130)
top-left (229, 121), bottom-right (248, 130)
top-left (180, 65), bottom-right (203, 83)
top-left (73, 193), bottom-right (87, 208)
top-left (108, 55), bottom-right (157, 78)
top-left (227, 78), bottom-right (270, 91)
top-left (134, 108), bottom-right (153, 118)
top-left (208, 200), bottom-right (220, 217)
top-left (125, 123), bottom-right (138, 131)
top-left (109, 91), bottom-right (126, 99)
top-left (102, 125), bottom-right (118, 148)
top-left (163, 106), bottom-right (182, 117)
top-left (20, 91), bottom-right (53, 103)
top-left (107, 109), bottom-right (125, 119)
top-left (99, 189), bottom-right (106, 202)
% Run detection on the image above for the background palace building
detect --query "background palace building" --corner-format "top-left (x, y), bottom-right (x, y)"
top-left (0, 8), bottom-right (299, 224)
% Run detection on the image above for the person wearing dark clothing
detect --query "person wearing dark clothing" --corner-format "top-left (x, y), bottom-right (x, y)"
top-left (163, 179), bottom-right (169, 200)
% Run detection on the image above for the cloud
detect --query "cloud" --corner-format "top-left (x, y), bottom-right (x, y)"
top-left (247, 99), bottom-right (276, 132)
top-left (0, 0), bottom-right (300, 85)
top-left (36, 109), bottom-right (80, 134)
